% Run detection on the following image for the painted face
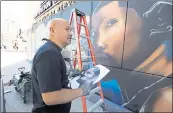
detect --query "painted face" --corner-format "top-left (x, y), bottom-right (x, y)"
top-left (92, 1), bottom-right (142, 64)
top-left (152, 88), bottom-right (172, 112)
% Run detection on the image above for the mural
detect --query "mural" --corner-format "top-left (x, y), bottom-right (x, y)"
top-left (91, 1), bottom-right (127, 68)
top-left (91, 0), bottom-right (172, 112)
top-left (122, 1), bottom-right (172, 76)
top-left (30, 0), bottom-right (172, 112)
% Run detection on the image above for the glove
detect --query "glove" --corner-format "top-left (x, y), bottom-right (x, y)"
top-left (79, 81), bottom-right (94, 96)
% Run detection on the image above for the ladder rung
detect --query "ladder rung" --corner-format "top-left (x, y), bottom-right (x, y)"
top-left (88, 99), bottom-right (104, 112)
top-left (84, 61), bottom-right (94, 64)
top-left (70, 37), bottom-right (87, 40)
top-left (84, 48), bottom-right (92, 52)
top-left (83, 62), bottom-right (94, 65)
top-left (80, 34), bottom-right (86, 38)
top-left (72, 48), bottom-right (92, 52)
top-left (78, 23), bottom-right (86, 27)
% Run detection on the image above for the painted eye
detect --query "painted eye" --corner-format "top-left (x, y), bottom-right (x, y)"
top-left (106, 18), bottom-right (118, 27)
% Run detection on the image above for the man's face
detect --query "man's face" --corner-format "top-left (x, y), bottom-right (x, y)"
top-left (53, 21), bottom-right (72, 47)
top-left (92, 1), bottom-right (142, 63)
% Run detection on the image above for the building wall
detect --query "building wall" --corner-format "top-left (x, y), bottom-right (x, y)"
top-left (28, 0), bottom-right (172, 112)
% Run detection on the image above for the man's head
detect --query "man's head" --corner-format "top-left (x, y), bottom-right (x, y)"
top-left (48, 18), bottom-right (72, 48)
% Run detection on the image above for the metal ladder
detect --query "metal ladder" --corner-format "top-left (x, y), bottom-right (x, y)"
top-left (69, 8), bottom-right (107, 112)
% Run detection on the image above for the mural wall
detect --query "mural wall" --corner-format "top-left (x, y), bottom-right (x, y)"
top-left (91, 0), bottom-right (172, 112)
top-left (29, 0), bottom-right (172, 112)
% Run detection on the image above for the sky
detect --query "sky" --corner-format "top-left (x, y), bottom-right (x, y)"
top-left (1, 1), bottom-right (40, 31)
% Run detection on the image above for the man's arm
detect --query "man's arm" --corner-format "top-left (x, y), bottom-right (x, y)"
top-left (42, 80), bottom-right (94, 105)
top-left (35, 51), bottom-right (92, 105)
top-left (42, 88), bottom-right (83, 105)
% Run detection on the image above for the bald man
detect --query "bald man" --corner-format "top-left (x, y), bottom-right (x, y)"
top-left (31, 18), bottom-right (93, 113)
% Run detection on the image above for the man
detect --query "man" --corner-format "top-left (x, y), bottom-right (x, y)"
top-left (31, 18), bottom-right (93, 113)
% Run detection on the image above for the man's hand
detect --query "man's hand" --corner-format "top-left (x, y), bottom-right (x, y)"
top-left (79, 81), bottom-right (94, 96)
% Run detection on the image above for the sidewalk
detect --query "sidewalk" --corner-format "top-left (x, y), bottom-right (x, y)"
top-left (4, 84), bottom-right (102, 112)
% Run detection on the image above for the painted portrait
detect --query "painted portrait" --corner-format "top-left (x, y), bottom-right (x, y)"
top-left (91, 0), bottom-right (172, 112)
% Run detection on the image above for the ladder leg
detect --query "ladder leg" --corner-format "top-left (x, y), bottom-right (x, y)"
top-left (73, 50), bottom-right (77, 69)
top-left (73, 12), bottom-right (83, 70)
top-left (84, 16), bottom-right (107, 111)
top-left (82, 96), bottom-right (87, 112)
top-left (78, 17), bottom-right (83, 34)
top-left (69, 13), bottom-right (73, 25)
top-left (77, 15), bottom-right (88, 113)
top-left (82, 17), bottom-right (96, 65)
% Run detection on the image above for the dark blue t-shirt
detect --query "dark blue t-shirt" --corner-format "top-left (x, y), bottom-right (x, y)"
top-left (31, 40), bottom-right (71, 113)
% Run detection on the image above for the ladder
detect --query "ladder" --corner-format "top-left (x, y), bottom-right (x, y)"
top-left (69, 8), bottom-right (107, 112)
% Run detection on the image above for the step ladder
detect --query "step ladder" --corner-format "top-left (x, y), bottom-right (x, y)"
top-left (69, 8), bottom-right (107, 112)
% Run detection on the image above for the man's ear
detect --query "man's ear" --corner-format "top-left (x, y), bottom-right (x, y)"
top-left (50, 27), bottom-right (54, 35)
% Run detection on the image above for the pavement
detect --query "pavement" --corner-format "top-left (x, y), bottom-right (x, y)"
top-left (4, 85), bottom-right (102, 112)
